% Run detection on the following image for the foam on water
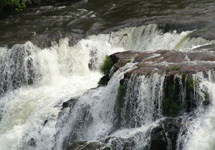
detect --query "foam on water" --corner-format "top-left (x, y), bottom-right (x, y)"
top-left (0, 24), bottom-right (213, 150)
top-left (0, 36), bottom-right (123, 150)
top-left (179, 71), bottom-right (215, 150)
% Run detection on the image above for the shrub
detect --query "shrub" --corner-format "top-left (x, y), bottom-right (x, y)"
top-left (0, 0), bottom-right (26, 12)
top-left (100, 56), bottom-right (114, 75)
top-left (171, 65), bottom-right (181, 71)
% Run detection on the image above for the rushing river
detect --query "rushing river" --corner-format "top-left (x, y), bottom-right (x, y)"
top-left (0, 0), bottom-right (215, 150)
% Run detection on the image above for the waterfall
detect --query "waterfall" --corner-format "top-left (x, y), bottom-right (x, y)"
top-left (55, 66), bottom-right (166, 150)
top-left (0, 24), bottom-right (214, 150)
top-left (0, 36), bottom-right (122, 150)
top-left (177, 71), bottom-right (215, 150)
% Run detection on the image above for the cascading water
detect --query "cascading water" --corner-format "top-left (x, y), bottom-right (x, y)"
top-left (0, 36), bottom-right (123, 150)
top-left (0, 24), bottom-right (214, 150)
top-left (176, 71), bottom-right (215, 150)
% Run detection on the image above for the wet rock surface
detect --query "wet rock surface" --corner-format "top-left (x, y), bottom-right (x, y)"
top-left (151, 118), bottom-right (183, 150)
top-left (150, 126), bottom-right (167, 150)
top-left (106, 50), bottom-right (215, 116)
top-left (1, 0), bottom-right (215, 47)
top-left (65, 49), bottom-right (215, 150)
top-left (110, 50), bottom-right (215, 77)
top-left (66, 141), bottom-right (102, 150)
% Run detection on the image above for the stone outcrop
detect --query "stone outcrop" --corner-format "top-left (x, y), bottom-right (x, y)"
top-left (151, 118), bottom-right (183, 150)
top-left (66, 50), bottom-right (215, 150)
top-left (110, 50), bottom-right (215, 77)
top-left (100, 50), bottom-right (214, 116)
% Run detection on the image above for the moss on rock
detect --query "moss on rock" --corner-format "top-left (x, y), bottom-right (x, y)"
top-left (171, 65), bottom-right (181, 71)
top-left (100, 56), bottom-right (114, 75)
top-left (162, 98), bottom-right (181, 116)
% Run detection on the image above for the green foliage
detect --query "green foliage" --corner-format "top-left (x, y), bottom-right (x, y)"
top-left (188, 78), bottom-right (198, 91)
top-left (0, 0), bottom-right (55, 14)
top-left (100, 56), bottom-right (114, 75)
top-left (171, 65), bottom-right (181, 71)
top-left (202, 91), bottom-right (209, 99)
top-left (167, 83), bottom-right (180, 101)
top-left (117, 85), bottom-right (126, 107)
top-left (126, 59), bottom-right (132, 63)
top-left (0, 0), bottom-right (26, 12)
top-left (181, 72), bottom-right (187, 81)
top-left (116, 85), bottom-right (126, 119)
top-left (162, 98), bottom-right (181, 116)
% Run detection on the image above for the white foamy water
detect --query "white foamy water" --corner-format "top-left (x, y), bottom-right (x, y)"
top-left (0, 24), bottom-right (214, 150)
top-left (179, 71), bottom-right (215, 150)
top-left (0, 36), bottom-right (123, 150)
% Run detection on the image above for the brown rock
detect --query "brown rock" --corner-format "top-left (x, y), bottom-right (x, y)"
top-left (110, 50), bottom-right (215, 77)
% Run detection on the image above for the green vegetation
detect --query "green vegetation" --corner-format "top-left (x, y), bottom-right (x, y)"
top-left (126, 59), bottom-right (132, 63)
top-left (162, 75), bottom-right (200, 116)
top-left (188, 78), bottom-right (198, 91)
top-left (0, 0), bottom-right (56, 14)
top-left (116, 85), bottom-right (126, 120)
top-left (171, 65), bottom-right (181, 71)
top-left (162, 98), bottom-right (181, 116)
top-left (202, 91), bottom-right (209, 99)
top-left (100, 56), bottom-right (114, 75)
top-left (181, 72), bottom-right (187, 81)
top-left (117, 85), bottom-right (126, 108)
top-left (0, 0), bottom-right (26, 12)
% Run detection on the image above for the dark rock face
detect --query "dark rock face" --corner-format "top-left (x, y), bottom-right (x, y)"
top-left (98, 74), bottom-right (110, 86)
top-left (163, 118), bottom-right (182, 150)
top-left (150, 126), bottom-right (168, 150)
top-left (150, 118), bottom-right (183, 150)
top-left (62, 98), bottom-right (77, 109)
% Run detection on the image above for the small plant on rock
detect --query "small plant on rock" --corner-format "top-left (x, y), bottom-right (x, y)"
top-left (100, 55), bottom-right (114, 75)
top-left (171, 65), bottom-right (181, 71)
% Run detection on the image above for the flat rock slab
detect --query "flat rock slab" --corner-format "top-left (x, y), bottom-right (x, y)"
top-left (111, 50), bottom-right (215, 77)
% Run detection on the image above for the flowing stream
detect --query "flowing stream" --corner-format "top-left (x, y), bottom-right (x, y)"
top-left (1, 1), bottom-right (215, 150)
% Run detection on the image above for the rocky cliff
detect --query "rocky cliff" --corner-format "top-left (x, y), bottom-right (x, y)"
top-left (67, 50), bottom-right (214, 150)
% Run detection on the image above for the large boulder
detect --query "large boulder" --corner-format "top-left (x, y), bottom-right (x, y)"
top-left (150, 126), bottom-right (168, 150)
top-left (150, 118), bottom-right (183, 150)
top-left (103, 50), bottom-right (214, 116)
top-left (110, 50), bottom-right (215, 77)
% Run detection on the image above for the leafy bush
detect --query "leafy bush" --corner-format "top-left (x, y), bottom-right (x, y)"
top-left (100, 56), bottom-right (114, 75)
top-left (0, 0), bottom-right (26, 12)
